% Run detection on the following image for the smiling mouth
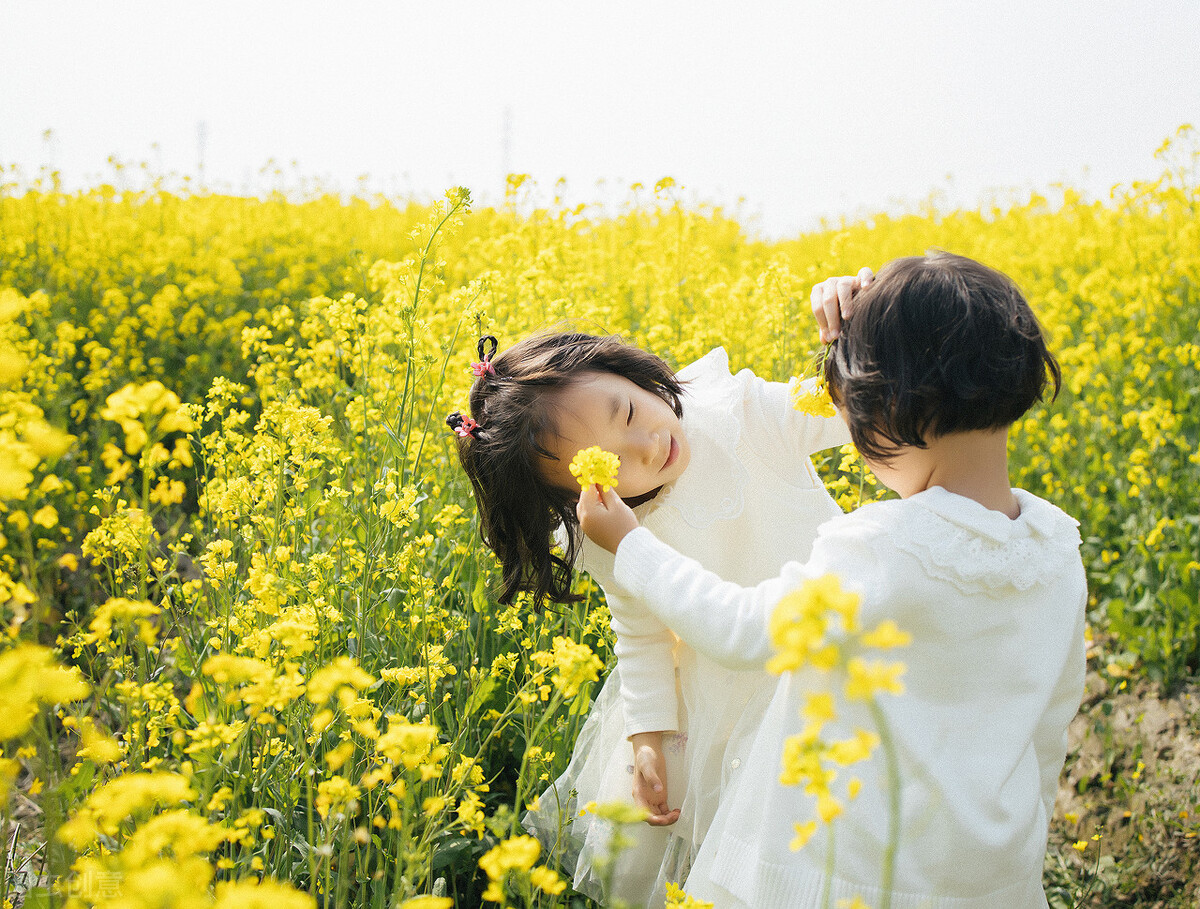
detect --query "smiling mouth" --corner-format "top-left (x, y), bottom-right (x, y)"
top-left (662, 436), bottom-right (679, 471)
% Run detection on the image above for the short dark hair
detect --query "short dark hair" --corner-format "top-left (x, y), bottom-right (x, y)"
top-left (449, 331), bottom-right (683, 608)
top-left (824, 252), bottom-right (1061, 463)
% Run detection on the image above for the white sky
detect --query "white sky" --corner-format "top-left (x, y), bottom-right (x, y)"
top-left (2, 0), bottom-right (1198, 237)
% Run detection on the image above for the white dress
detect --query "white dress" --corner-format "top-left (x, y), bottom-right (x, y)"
top-left (611, 487), bottom-right (1088, 909)
top-left (525, 348), bottom-right (849, 907)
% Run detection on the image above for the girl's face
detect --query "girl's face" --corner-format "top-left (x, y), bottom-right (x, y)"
top-left (539, 372), bottom-right (691, 499)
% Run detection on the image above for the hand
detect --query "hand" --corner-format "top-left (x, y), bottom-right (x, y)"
top-left (576, 484), bottom-right (639, 554)
top-left (630, 732), bottom-right (680, 827)
top-left (811, 266), bottom-right (874, 343)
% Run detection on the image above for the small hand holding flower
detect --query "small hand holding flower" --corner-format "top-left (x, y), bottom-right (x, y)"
top-left (576, 483), bottom-right (639, 554)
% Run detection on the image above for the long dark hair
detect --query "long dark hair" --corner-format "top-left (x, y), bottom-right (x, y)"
top-left (448, 331), bottom-right (683, 608)
top-left (825, 252), bottom-right (1062, 462)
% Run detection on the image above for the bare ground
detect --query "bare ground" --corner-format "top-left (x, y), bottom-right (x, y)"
top-left (1050, 672), bottom-right (1200, 907)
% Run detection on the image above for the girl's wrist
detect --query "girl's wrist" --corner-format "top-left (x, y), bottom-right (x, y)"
top-left (629, 730), bottom-right (665, 748)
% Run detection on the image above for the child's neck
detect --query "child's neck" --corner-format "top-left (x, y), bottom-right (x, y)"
top-left (888, 429), bottom-right (1019, 519)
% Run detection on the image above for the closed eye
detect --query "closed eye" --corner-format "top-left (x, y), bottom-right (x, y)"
top-left (627, 401), bottom-right (635, 425)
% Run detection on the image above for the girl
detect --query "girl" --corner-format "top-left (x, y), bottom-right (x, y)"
top-left (447, 286), bottom-right (868, 907)
top-left (577, 251), bottom-right (1087, 908)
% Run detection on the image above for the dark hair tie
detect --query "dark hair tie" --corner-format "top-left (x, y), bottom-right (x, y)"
top-left (472, 335), bottom-right (499, 378)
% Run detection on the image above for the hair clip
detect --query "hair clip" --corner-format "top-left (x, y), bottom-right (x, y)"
top-left (446, 412), bottom-right (480, 439)
top-left (472, 335), bottom-right (499, 377)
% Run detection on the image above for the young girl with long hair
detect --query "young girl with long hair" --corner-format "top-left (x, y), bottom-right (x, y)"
top-left (578, 252), bottom-right (1087, 908)
top-left (447, 277), bottom-right (869, 906)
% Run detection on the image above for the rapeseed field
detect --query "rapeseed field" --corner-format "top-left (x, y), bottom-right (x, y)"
top-left (1, 126), bottom-right (1197, 907)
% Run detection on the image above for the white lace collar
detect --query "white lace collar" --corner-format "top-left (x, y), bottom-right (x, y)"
top-left (636, 348), bottom-right (750, 531)
top-left (885, 486), bottom-right (1082, 593)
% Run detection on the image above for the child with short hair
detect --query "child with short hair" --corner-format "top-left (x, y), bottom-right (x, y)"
top-left (578, 252), bottom-right (1087, 908)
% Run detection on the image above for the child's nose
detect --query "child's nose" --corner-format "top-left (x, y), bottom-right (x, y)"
top-left (633, 431), bottom-right (659, 463)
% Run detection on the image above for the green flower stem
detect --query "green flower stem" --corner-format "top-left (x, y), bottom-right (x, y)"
top-left (821, 821), bottom-right (835, 909)
top-left (869, 698), bottom-right (901, 909)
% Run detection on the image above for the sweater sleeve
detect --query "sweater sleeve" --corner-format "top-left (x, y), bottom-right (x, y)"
top-left (613, 521), bottom-right (879, 672)
top-left (741, 370), bottom-right (851, 461)
top-left (578, 538), bottom-right (680, 735)
top-left (612, 527), bottom-right (799, 671)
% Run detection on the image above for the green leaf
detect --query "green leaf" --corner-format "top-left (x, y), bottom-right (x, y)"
top-left (462, 675), bottom-right (498, 717)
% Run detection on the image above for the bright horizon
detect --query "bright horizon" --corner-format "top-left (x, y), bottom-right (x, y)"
top-left (2, 0), bottom-right (1198, 237)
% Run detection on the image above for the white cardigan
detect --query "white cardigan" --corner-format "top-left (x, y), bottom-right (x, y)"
top-left (612, 486), bottom-right (1087, 909)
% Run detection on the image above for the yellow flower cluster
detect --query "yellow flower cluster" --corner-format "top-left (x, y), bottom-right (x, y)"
top-left (532, 635), bottom-right (603, 699)
top-left (665, 882), bottom-right (714, 908)
top-left (100, 381), bottom-right (196, 455)
top-left (792, 377), bottom-right (837, 419)
top-left (478, 834), bottom-right (566, 904)
top-left (767, 575), bottom-right (909, 852)
top-left (0, 643), bottom-right (90, 742)
top-left (568, 446), bottom-right (621, 492)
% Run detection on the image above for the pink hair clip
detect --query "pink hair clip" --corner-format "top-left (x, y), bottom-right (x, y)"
top-left (446, 412), bottom-right (480, 439)
top-left (471, 335), bottom-right (499, 378)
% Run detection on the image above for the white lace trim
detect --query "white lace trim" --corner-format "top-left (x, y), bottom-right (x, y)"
top-left (884, 488), bottom-right (1081, 594)
top-left (644, 348), bottom-right (751, 530)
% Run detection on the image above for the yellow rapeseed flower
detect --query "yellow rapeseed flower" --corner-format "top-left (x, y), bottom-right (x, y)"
top-left (0, 758), bottom-right (18, 802)
top-left (665, 881), bottom-right (714, 908)
top-left (376, 716), bottom-right (445, 772)
top-left (845, 657), bottom-right (907, 701)
top-left (213, 878), bottom-right (316, 909)
top-left (57, 772), bottom-right (195, 847)
top-left (399, 899), bottom-right (454, 909)
top-left (579, 799), bottom-right (651, 824)
top-left (315, 776), bottom-right (361, 820)
top-left (76, 716), bottom-right (123, 764)
top-left (120, 808), bottom-right (229, 867)
top-left (767, 574), bottom-right (859, 674)
top-left (84, 597), bottom-right (161, 648)
top-left (529, 866), bottom-right (567, 895)
top-left (789, 820), bottom-right (818, 852)
top-left (803, 692), bottom-right (836, 724)
top-left (793, 381), bottom-right (836, 418)
top-left (532, 636), bottom-right (603, 698)
top-left (827, 729), bottom-right (880, 766)
top-left (306, 656), bottom-right (376, 705)
top-left (859, 620), bottom-right (912, 650)
top-left (0, 644), bottom-right (91, 740)
top-left (568, 445), bottom-right (620, 491)
top-left (478, 834), bottom-right (542, 902)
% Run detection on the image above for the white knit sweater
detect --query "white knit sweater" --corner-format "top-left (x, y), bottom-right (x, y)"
top-left (612, 486), bottom-right (1087, 909)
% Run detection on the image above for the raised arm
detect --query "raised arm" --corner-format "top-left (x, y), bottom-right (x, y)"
top-left (577, 486), bottom-right (873, 672)
top-left (734, 267), bottom-right (875, 463)
top-left (610, 527), bottom-right (792, 670)
top-left (577, 487), bottom-right (801, 670)
top-left (744, 370), bottom-right (850, 462)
